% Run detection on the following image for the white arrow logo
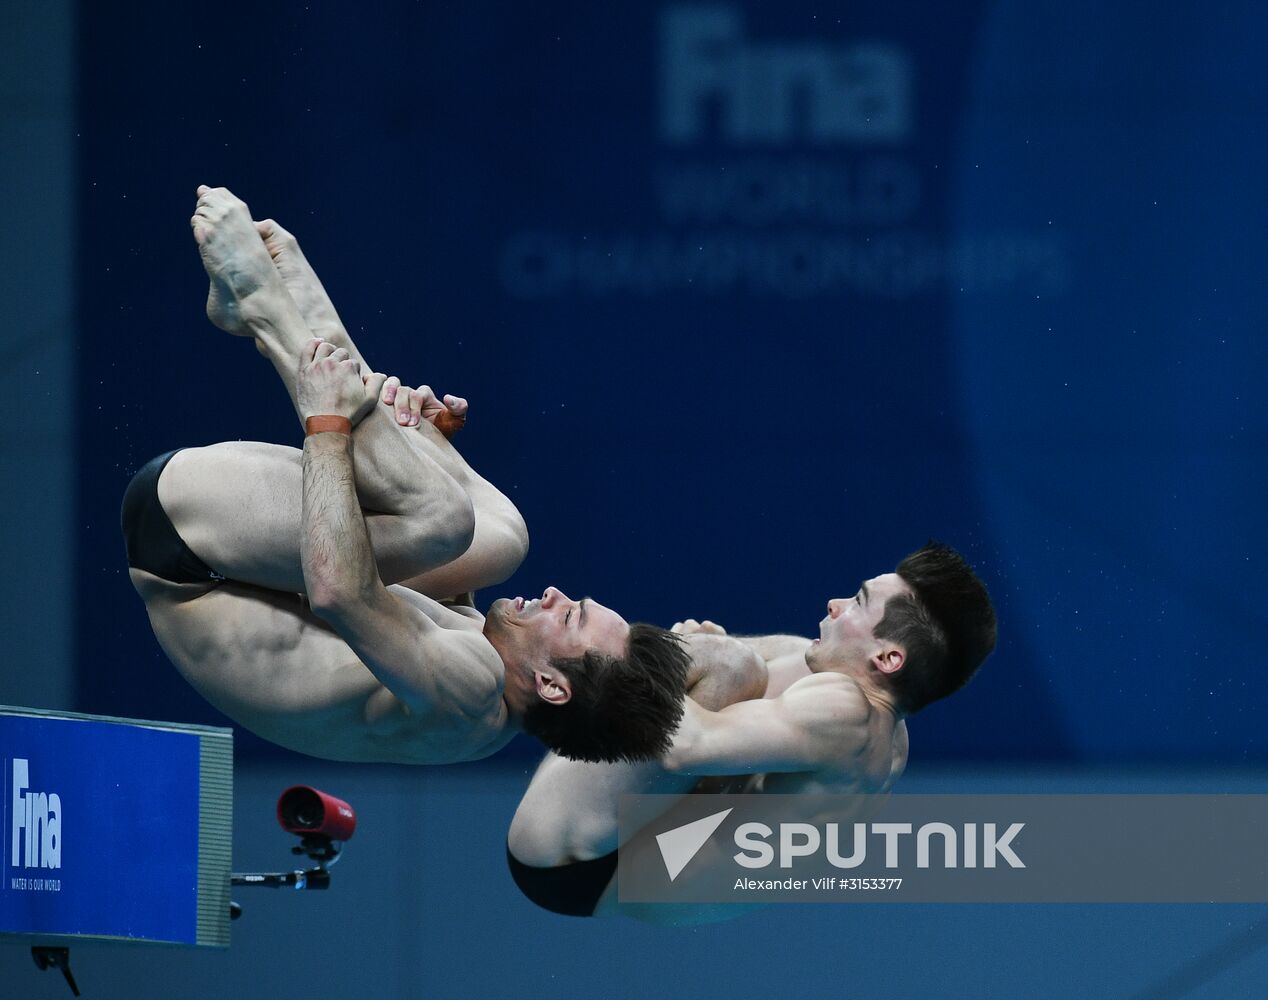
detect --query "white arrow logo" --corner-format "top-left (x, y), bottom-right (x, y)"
top-left (655, 808), bottom-right (733, 881)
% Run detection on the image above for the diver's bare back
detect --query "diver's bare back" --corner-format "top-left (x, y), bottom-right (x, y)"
top-left (131, 568), bottom-right (514, 764)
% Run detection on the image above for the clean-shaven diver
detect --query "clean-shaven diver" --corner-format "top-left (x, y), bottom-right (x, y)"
top-left (508, 543), bottom-right (996, 920)
top-left (123, 186), bottom-right (689, 765)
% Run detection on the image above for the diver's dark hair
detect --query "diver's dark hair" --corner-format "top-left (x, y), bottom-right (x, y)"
top-left (875, 542), bottom-right (997, 714)
top-left (522, 623), bottom-right (690, 763)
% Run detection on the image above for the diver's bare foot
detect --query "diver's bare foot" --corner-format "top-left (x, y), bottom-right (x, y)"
top-left (190, 186), bottom-right (284, 335)
top-left (253, 218), bottom-right (345, 340)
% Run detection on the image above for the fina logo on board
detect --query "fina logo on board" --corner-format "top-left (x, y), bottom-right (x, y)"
top-left (10, 758), bottom-right (63, 871)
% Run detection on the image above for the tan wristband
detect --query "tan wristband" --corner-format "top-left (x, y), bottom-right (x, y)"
top-left (304, 415), bottom-right (353, 437)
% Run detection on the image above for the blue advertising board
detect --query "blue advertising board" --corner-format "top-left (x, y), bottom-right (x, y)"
top-left (0, 708), bottom-right (231, 947)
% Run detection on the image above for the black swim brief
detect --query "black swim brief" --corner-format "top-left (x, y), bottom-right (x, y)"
top-left (506, 844), bottom-right (618, 918)
top-left (121, 450), bottom-right (223, 585)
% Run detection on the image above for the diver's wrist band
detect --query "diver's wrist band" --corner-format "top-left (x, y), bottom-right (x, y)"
top-left (304, 415), bottom-right (353, 436)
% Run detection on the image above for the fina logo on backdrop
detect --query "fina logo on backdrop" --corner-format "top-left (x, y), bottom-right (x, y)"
top-left (499, 5), bottom-right (1067, 299)
top-left (660, 6), bottom-right (911, 145)
top-left (8, 758), bottom-right (63, 891)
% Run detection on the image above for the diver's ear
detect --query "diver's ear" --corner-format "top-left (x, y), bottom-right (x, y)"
top-left (534, 669), bottom-right (572, 706)
top-left (872, 645), bottom-right (906, 676)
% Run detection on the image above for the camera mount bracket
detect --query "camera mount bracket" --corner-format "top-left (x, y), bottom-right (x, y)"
top-left (229, 833), bottom-right (346, 918)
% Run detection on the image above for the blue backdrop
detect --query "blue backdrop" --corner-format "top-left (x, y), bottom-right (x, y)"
top-left (75, 1), bottom-right (1267, 763)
